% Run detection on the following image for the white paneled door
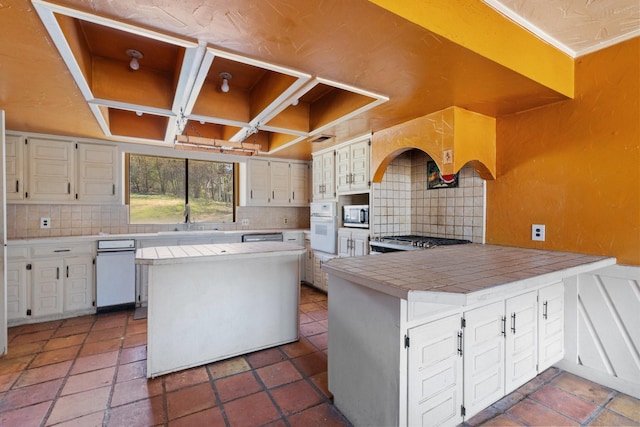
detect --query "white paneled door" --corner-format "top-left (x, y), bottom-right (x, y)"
top-left (1, 111), bottom-right (7, 355)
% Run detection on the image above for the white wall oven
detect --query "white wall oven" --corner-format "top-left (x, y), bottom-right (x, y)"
top-left (310, 202), bottom-right (337, 254)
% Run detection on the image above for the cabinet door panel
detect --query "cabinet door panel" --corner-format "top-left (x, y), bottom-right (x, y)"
top-left (247, 158), bottom-right (270, 205)
top-left (77, 144), bottom-right (118, 202)
top-left (7, 262), bottom-right (28, 320)
top-left (28, 138), bottom-right (75, 201)
top-left (64, 256), bottom-right (94, 312)
top-left (539, 282), bottom-right (564, 371)
top-left (270, 161), bottom-right (290, 205)
top-left (290, 163), bottom-right (308, 206)
top-left (32, 260), bottom-right (63, 317)
top-left (464, 301), bottom-right (504, 417)
top-left (5, 134), bottom-right (24, 200)
top-left (337, 231), bottom-right (351, 258)
top-left (408, 314), bottom-right (463, 427)
top-left (505, 291), bottom-right (538, 393)
top-left (335, 146), bottom-right (350, 191)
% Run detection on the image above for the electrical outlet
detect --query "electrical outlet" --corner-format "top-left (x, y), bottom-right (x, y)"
top-left (283, 217), bottom-right (288, 224)
top-left (40, 217), bottom-right (51, 229)
top-left (532, 224), bottom-right (545, 241)
top-left (241, 218), bottom-right (249, 226)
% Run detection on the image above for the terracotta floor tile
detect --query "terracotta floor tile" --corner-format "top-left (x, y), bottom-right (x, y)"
top-left (587, 408), bottom-right (640, 426)
top-left (78, 338), bottom-right (122, 357)
top-left (0, 378), bottom-right (63, 412)
top-left (537, 367), bottom-right (561, 382)
top-left (256, 360), bottom-right (303, 388)
top-left (299, 313), bottom-right (314, 325)
top-left (287, 402), bottom-right (351, 427)
top-left (300, 322), bottom-right (328, 337)
top-left (93, 314), bottom-right (127, 331)
top-left (531, 384), bottom-right (598, 423)
top-left (116, 360), bottom-right (146, 383)
top-left (52, 323), bottom-right (93, 338)
top-left (51, 410), bottom-right (104, 427)
top-left (46, 385), bottom-right (111, 425)
top-left (70, 350), bottom-right (119, 375)
top-left (0, 400), bottom-right (51, 427)
top-left (299, 302), bottom-right (324, 313)
top-left (606, 393), bottom-right (640, 422)
top-left (307, 332), bottom-right (329, 350)
top-left (466, 405), bottom-right (501, 426)
top-left (0, 355), bottom-right (34, 375)
top-left (44, 334), bottom-right (86, 351)
top-left (15, 360), bottom-right (72, 388)
top-left (107, 395), bottom-right (165, 427)
top-left (61, 367), bottom-right (115, 396)
top-left (120, 345), bottom-right (146, 364)
top-left (30, 345), bottom-right (80, 368)
top-left (85, 326), bottom-right (125, 343)
top-left (480, 414), bottom-right (524, 426)
top-left (550, 372), bottom-right (614, 405)
top-left (164, 366), bottom-right (209, 392)
top-left (215, 371), bottom-right (262, 402)
top-left (168, 407), bottom-right (225, 427)
top-left (10, 329), bottom-right (54, 345)
top-left (0, 371), bottom-right (20, 392)
top-left (516, 376), bottom-right (544, 395)
top-left (270, 380), bottom-right (322, 415)
top-left (291, 351), bottom-right (327, 377)
top-left (207, 356), bottom-right (251, 380)
top-left (246, 348), bottom-right (287, 369)
top-left (110, 376), bottom-right (163, 407)
top-left (61, 315), bottom-right (95, 327)
top-left (306, 309), bottom-right (328, 321)
top-left (309, 371), bottom-right (332, 398)
top-left (125, 322), bottom-right (147, 336)
top-left (492, 391), bottom-right (524, 412)
top-left (507, 398), bottom-right (579, 426)
top-left (281, 338), bottom-right (316, 358)
top-left (5, 341), bottom-right (45, 358)
top-left (318, 319), bottom-right (329, 329)
top-left (122, 333), bottom-right (146, 348)
top-left (166, 382), bottom-right (216, 420)
top-left (223, 391), bottom-right (281, 427)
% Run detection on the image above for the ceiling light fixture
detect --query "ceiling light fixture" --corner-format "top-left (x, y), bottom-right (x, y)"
top-left (126, 49), bottom-right (143, 71)
top-left (291, 99), bottom-right (299, 106)
top-left (135, 111), bottom-right (143, 117)
top-left (219, 72), bottom-right (232, 93)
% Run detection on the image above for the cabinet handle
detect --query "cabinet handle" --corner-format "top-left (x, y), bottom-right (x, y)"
top-left (511, 313), bottom-right (517, 334)
top-left (543, 301), bottom-right (548, 320)
top-left (112, 184), bottom-right (115, 195)
top-left (66, 265), bottom-right (69, 278)
top-left (457, 331), bottom-right (463, 356)
top-left (272, 191), bottom-right (275, 199)
top-left (250, 190), bottom-right (253, 199)
top-left (67, 183), bottom-right (71, 194)
top-left (292, 191), bottom-right (295, 200)
top-left (15, 180), bottom-right (19, 192)
top-left (56, 267), bottom-right (59, 280)
top-left (501, 316), bottom-right (506, 336)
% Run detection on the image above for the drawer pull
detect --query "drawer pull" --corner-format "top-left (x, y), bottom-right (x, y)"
top-left (54, 249), bottom-right (71, 253)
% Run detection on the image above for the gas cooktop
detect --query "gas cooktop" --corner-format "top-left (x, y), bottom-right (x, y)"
top-left (370, 235), bottom-right (471, 253)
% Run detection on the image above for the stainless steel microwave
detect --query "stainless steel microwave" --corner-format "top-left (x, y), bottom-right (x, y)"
top-left (343, 205), bottom-right (369, 228)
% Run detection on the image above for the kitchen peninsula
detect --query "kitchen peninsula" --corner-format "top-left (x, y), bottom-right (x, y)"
top-left (136, 241), bottom-right (305, 378)
top-left (322, 245), bottom-right (615, 427)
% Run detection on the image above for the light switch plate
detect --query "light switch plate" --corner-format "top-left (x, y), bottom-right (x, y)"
top-left (532, 224), bottom-right (545, 241)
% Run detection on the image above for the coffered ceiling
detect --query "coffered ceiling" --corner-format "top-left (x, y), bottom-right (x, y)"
top-left (1, 0), bottom-right (638, 160)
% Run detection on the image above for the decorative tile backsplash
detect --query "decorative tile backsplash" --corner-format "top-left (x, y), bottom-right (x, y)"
top-left (372, 150), bottom-right (485, 242)
top-left (6, 204), bottom-right (310, 239)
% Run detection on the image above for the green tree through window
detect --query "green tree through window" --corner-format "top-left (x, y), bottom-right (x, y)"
top-left (129, 154), bottom-right (234, 224)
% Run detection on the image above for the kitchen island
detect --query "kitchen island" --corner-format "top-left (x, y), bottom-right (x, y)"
top-left (136, 241), bottom-right (305, 378)
top-left (322, 244), bottom-right (615, 427)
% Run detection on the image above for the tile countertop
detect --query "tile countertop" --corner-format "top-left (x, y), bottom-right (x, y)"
top-left (136, 241), bottom-right (306, 266)
top-left (322, 244), bottom-right (616, 306)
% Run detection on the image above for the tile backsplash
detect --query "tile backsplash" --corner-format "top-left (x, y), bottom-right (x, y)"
top-left (6, 204), bottom-right (310, 239)
top-left (372, 150), bottom-right (485, 242)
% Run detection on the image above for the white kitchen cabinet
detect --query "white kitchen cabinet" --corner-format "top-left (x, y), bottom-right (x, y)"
top-left (270, 160), bottom-right (290, 205)
top-left (5, 133), bottom-right (25, 201)
top-left (31, 259), bottom-right (65, 318)
top-left (283, 231), bottom-right (305, 281)
top-left (27, 137), bottom-right (75, 202)
top-left (304, 234), bottom-right (314, 285)
top-left (63, 256), bottom-right (94, 312)
top-left (312, 150), bottom-right (335, 201)
top-left (336, 138), bottom-right (370, 194)
top-left (504, 291), bottom-right (538, 393)
top-left (408, 314), bottom-right (463, 427)
top-left (7, 261), bottom-right (29, 321)
top-left (538, 282), bottom-right (564, 371)
top-left (290, 162), bottom-right (310, 206)
top-left (312, 251), bottom-right (333, 292)
top-left (76, 143), bottom-right (119, 203)
top-left (246, 158), bottom-right (270, 205)
top-left (337, 228), bottom-right (369, 257)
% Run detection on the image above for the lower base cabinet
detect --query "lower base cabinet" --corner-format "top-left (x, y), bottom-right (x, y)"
top-left (304, 238), bottom-right (314, 285)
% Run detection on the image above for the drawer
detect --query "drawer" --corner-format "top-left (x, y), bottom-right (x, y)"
top-left (7, 247), bottom-right (29, 260)
top-left (31, 243), bottom-right (94, 258)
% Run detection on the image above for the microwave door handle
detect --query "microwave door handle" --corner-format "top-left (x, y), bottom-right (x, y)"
top-left (360, 209), bottom-right (365, 223)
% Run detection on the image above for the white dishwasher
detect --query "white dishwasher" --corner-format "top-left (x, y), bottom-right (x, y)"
top-left (96, 239), bottom-right (136, 313)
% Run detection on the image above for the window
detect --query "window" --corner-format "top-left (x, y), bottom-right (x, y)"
top-left (129, 154), bottom-right (235, 224)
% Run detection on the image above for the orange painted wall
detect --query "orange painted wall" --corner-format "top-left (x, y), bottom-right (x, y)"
top-left (486, 38), bottom-right (640, 265)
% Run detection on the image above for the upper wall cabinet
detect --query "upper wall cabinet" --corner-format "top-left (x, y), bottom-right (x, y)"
top-left (6, 132), bottom-right (120, 204)
top-left (336, 138), bottom-right (371, 194)
top-left (312, 150), bottom-right (335, 201)
top-left (240, 157), bottom-right (310, 207)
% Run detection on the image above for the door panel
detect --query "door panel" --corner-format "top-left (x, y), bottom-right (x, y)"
top-left (505, 291), bottom-right (538, 393)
